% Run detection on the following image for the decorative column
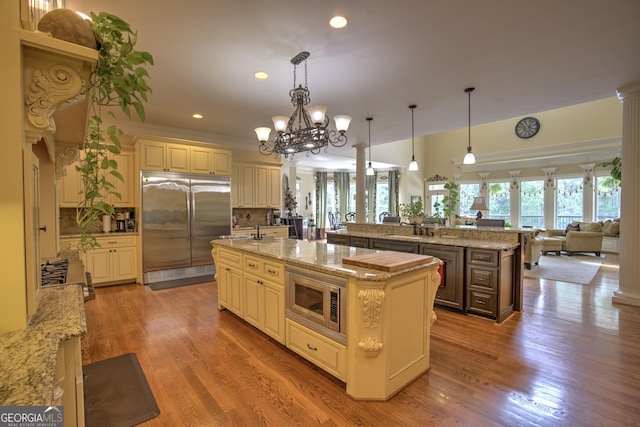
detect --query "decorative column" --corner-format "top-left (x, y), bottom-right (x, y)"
top-left (353, 143), bottom-right (366, 223)
top-left (580, 164), bottom-right (595, 222)
top-left (509, 170), bottom-right (521, 228)
top-left (613, 82), bottom-right (640, 307)
top-left (542, 167), bottom-right (557, 230)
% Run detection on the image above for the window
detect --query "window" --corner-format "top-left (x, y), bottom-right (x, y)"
top-left (427, 183), bottom-right (446, 216)
top-left (556, 177), bottom-right (583, 228)
top-left (488, 181), bottom-right (510, 222)
top-left (595, 174), bottom-right (621, 221)
top-left (375, 181), bottom-right (389, 222)
top-left (459, 183), bottom-right (480, 216)
top-left (520, 179), bottom-right (544, 228)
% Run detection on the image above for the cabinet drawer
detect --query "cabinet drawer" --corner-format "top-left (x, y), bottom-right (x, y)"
top-left (217, 248), bottom-right (242, 268)
top-left (327, 234), bottom-right (350, 246)
top-left (369, 239), bottom-right (419, 253)
top-left (286, 320), bottom-right (346, 381)
top-left (467, 266), bottom-right (497, 291)
top-left (244, 255), bottom-right (262, 274)
top-left (467, 248), bottom-right (499, 266)
top-left (467, 290), bottom-right (496, 316)
top-left (95, 235), bottom-right (136, 248)
top-left (350, 237), bottom-right (369, 248)
top-left (263, 261), bottom-right (284, 283)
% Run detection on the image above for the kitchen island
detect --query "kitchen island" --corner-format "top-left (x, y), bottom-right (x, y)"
top-left (211, 238), bottom-right (441, 400)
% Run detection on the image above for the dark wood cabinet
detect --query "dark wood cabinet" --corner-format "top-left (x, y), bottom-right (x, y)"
top-left (283, 217), bottom-right (306, 240)
top-left (420, 244), bottom-right (465, 312)
top-left (465, 248), bottom-right (514, 322)
top-left (368, 238), bottom-right (419, 253)
top-left (326, 233), bottom-right (350, 246)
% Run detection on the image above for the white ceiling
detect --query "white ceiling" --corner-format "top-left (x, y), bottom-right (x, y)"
top-left (65, 0), bottom-right (640, 171)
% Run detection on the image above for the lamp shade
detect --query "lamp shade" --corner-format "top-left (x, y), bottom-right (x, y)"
top-left (463, 150), bottom-right (476, 165)
top-left (254, 127), bottom-right (271, 142)
top-left (307, 105), bottom-right (327, 125)
top-left (366, 162), bottom-right (374, 175)
top-left (272, 116), bottom-right (289, 132)
top-left (470, 196), bottom-right (488, 211)
top-left (408, 157), bottom-right (419, 171)
top-left (334, 115), bottom-right (352, 132)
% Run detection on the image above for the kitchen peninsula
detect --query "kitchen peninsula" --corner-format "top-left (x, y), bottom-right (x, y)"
top-left (327, 223), bottom-right (527, 323)
top-left (211, 238), bottom-right (441, 400)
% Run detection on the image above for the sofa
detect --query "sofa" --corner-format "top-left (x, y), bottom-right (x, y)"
top-left (545, 221), bottom-right (604, 256)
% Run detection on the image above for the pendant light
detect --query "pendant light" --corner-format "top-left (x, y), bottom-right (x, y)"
top-left (408, 104), bottom-right (419, 171)
top-left (366, 117), bottom-right (374, 176)
top-left (463, 87), bottom-right (476, 165)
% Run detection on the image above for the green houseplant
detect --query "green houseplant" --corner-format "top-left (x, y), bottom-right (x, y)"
top-left (599, 157), bottom-right (622, 185)
top-left (76, 12), bottom-right (154, 251)
top-left (441, 181), bottom-right (459, 221)
top-left (399, 199), bottom-right (425, 224)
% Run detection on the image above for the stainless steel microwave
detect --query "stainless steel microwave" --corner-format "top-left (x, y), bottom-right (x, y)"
top-left (285, 266), bottom-right (347, 344)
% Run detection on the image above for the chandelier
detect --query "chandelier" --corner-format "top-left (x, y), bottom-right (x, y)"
top-left (255, 51), bottom-right (351, 158)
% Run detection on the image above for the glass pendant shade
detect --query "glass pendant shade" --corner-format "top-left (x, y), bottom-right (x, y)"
top-left (463, 146), bottom-right (476, 165)
top-left (366, 162), bottom-right (374, 175)
top-left (307, 105), bottom-right (327, 125)
top-left (255, 127), bottom-right (271, 142)
top-left (334, 115), bottom-right (352, 132)
top-left (272, 116), bottom-right (289, 132)
top-left (408, 156), bottom-right (419, 171)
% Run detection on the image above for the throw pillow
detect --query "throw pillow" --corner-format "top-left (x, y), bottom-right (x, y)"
top-left (605, 221), bottom-right (619, 237)
top-left (564, 223), bottom-right (580, 236)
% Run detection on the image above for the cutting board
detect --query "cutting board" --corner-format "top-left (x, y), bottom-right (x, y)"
top-left (342, 252), bottom-right (433, 272)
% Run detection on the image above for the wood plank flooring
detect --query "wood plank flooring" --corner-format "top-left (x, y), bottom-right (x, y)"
top-left (81, 253), bottom-right (640, 426)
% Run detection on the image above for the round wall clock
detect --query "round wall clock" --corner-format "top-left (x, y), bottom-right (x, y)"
top-left (515, 117), bottom-right (540, 139)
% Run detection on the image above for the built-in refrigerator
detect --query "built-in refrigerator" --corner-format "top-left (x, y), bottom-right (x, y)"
top-left (141, 172), bottom-right (231, 285)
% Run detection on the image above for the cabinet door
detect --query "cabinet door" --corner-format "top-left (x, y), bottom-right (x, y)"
top-left (240, 164), bottom-right (256, 207)
top-left (166, 144), bottom-right (190, 172)
top-left (110, 151), bottom-right (134, 206)
top-left (140, 141), bottom-right (165, 171)
top-left (263, 281), bottom-right (284, 343)
top-left (59, 161), bottom-right (82, 207)
top-left (244, 274), bottom-right (263, 329)
top-left (227, 268), bottom-right (244, 317)
top-left (212, 149), bottom-right (232, 175)
top-left (112, 247), bottom-right (137, 281)
top-left (85, 249), bottom-right (112, 283)
top-left (267, 167), bottom-right (281, 207)
top-left (254, 165), bottom-right (269, 207)
top-left (191, 147), bottom-right (213, 175)
top-left (231, 164), bottom-right (241, 207)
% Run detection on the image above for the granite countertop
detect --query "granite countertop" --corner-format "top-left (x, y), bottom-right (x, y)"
top-left (233, 225), bottom-right (290, 230)
top-left (0, 284), bottom-right (86, 406)
top-left (212, 238), bottom-right (439, 281)
top-left (327, 230), bottom-right (519, 250)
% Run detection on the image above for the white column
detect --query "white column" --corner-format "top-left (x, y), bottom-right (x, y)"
top-left (580, 164), bottom-right (595, 222)
top-left (542, 168), bottom-right (557, 230)
top-left (613, 82), bottom-right (640, 307)
top-left (353, 143), bottom-right (366, 223)
top-left (509, 170), bottom-right (521, 228)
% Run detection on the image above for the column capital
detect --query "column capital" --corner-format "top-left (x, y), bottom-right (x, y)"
top-left (617, 82), bottom-right (640, 101)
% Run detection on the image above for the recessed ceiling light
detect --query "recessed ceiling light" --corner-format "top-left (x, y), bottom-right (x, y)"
top-left (254, 71), bottom-right (269, 80)
top-left (329, 15), bottom-right (348, 29)
top-left (192, 113), bottom-right (203, 119)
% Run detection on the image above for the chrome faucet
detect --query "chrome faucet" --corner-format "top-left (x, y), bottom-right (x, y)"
top-left (254, 224), bottom-right (262, 240)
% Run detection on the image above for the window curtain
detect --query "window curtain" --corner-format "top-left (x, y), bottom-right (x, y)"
top-left (389, 170), bottom-right (399, 216)
top-left (334, 172), bottom-right (350, 221)
top-left (366, 171), bottom-right (377, 223)
top-left (315, 171), bottom-right (327, 230)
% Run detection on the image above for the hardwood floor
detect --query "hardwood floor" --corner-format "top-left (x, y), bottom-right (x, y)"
top-left (81, 253), bottom-right (640, 426)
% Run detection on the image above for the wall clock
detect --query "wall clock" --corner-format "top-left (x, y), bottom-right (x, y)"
top-left (515, 117), bottom-right (540, 139)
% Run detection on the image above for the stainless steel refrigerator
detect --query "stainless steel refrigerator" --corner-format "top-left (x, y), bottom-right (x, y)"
top-left (141, 172), bottom-right (231, 285)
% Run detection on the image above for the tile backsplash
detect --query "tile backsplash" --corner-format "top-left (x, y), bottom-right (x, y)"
top-left (59, 207), bottom-right (137, 235)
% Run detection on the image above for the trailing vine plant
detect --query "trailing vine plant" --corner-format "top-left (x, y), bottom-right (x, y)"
top-left (76, 12), bottom-right (153, 251)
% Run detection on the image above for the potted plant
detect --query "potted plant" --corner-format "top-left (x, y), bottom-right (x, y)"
top-left (441, 182), bottom-right (459, 222)
top-left (75, 12), bottom-right (154, 251)
top-left (400, 199), bottom-right (425, 224)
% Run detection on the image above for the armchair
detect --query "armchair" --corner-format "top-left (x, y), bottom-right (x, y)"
top-left (524, 232), bottom-right (543, 269)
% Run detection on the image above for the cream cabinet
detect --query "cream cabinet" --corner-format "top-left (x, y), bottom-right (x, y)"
top-left (231, 226), bottom-right (289, 238)
top-left (215, 247), bottom-right (244, 317)
top-left (58, 150), bottom-right (135, 208)
top-left (65, 235), bottom-right (138, 286)
top-left (232, 163), bottom-right (281, 208)
top-left (56, 337), bottom-right (84, 427)
top-left (139, 140), bottom-right (190, 172)
top-left (191, 146), bottom-right (232, 176)
top-left (243, 255), bottom-right (285, 344)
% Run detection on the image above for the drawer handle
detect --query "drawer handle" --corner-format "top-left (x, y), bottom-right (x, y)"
top-left (248, 263), bottom-right (257, 268)
top-left (267, 268), bottom-right (277, 274)
top-left (108, 241), bottom-right (117, 244)
top-left (306, 343), bottom-right (318, 351)
top-left (477, 277), bottom-right (488, 282)
top-left (225, 267), bottom-right (231, 272)
top-left (475, 300), bottom-right (487, 305)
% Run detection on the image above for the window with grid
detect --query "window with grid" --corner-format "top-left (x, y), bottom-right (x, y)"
top-left (488, 181), bottom-right (510, 223)
top-left (556, 176), bottom-right (583, 228)
top-left (520, 179), bottom-right (544, 228)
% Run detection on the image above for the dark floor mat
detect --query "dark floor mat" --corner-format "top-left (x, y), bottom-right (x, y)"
top-left (148, 275), bottom-right (211, 290)
top-left (83, 352), bottom-right (160, 427)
